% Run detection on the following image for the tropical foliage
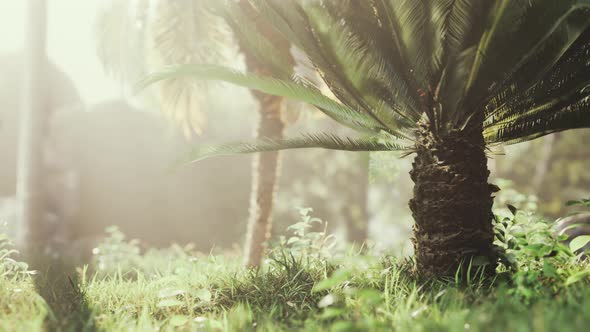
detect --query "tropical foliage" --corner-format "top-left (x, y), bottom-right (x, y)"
top-left (139, 0), bottom-right (590, 276)
top-left (3, 210), bottom-right (590, 330)
top-left (96, 0), bottom-right (235, 136)
top-left (140, 0), bottom-right (590, 156)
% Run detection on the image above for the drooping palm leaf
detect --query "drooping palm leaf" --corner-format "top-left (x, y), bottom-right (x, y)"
top-left (466, 0), bottom-right (590, 110)
top-left (251, 0), bottom-right (424, 130)
top-left (148, 0), bottom-right (235, 135)
top-left (211, 0), bottom-right (294, 79)
top-left (97, 0), bottom-right (236, 136)
top-left (179, 132), bottom-right (410, 164)
top-left (138, 64), bottom-right (395, 135)
top-left (96, 0), bottom-right (152, 85)
top-left (484, 24), bottom-right (590, 143)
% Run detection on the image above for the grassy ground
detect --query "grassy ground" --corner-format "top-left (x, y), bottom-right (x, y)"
top-left (2, 209), bottom-right (590, 331)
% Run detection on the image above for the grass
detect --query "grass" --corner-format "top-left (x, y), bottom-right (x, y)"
top-left (2, 209), bottom-right (590, 331)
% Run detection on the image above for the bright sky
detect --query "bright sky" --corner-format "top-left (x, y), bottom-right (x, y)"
top-left (0, 0), bottom-right (121, 104)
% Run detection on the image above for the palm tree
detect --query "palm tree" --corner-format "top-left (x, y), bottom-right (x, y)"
top-left (228, 1), bottom-right (296, 267)
top-left (98, 0), bottom-right (296, 267)
top-left (142, 0), bottom-right (590, 276)
top-left (16, 0), bottom-right (49, 255)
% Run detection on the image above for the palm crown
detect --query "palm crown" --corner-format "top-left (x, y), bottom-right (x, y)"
top-left (140, 0), bottom-right (590, 159)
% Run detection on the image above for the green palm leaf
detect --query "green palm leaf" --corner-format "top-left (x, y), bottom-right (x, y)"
top-left (179, 133), bottom-right (410, 164)
top-left (466, 0), bottom-right (590, 109)
top-left (484, 25), bottom-right (590, 143)
top-left (216, 1), bottom-right (293, 79)
top-left (134, 0), bottom-right (590, 153)
top-left (137, 64), bottom-right (394, 134)
top-left (251, 0), bottom-right (423, 128)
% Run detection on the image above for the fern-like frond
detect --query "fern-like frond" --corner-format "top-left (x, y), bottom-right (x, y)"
top-left (137, 64), bottom-right (398, 135)
top-left (96, 0), bottom-right (151, 84)
top-left (484, 25), bottom-right (590, 143)
top-left (132, 0), bottom-right (590, 149)
top-left (465, 0), bottom-right (590, 110)
top-left (484, 94), bottom-right (590, 144)
top-left (431, 0), bottom-right (492, 127)
top-left (250, 0), bottom-right (423, 130)
top-left (244, 0), bottom-right (590, 142)
top-left (213, 0), bottom-right (293, 79)
top-left (180, 132), bottom-right (410, 163)
top-left (147, 0), bottom-right (235, 135)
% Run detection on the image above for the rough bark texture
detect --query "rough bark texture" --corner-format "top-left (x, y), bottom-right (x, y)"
top-left (409, 121), bottom-right (497, 277)
top-left (239, 0), bottom-right (294, 267)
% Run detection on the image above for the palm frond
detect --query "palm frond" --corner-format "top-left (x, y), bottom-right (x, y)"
top-left (251, 0), bottom-right (423, 130)
top-left (96, 0), bottom-right (151, 84)
top-left (382, 0), bottom-right (436, 89)
top-left (147, 0), bottom-right (235, 135)
top-left (131, 0), bottom-right (590, 151)
top-left (137, 64), bottom-right (398, 135)
top-left (431, 0), bottom-right (492, 126)
top-left (179, 132), bottom-right (410, 164)
top-left (465, 0), bottom-right (590, 109)
top-left (484, 25), bottom-right (590, 143)
top-left (319, 0), bottom-right (428, 123)
top-left (213, 0), bottom-right (294, 79)
top-left (484, 95), bottom-right (590, 144)
top-left (244, 0), bottom-right (590, 143)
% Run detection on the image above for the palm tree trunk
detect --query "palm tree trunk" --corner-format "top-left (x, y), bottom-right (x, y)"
top-left (238, 0), bottom-right (293, 267)
top-left (16, 0), bottom-right (49, 256)
top-left (409, 121), bottom-right (497, 277)
top-left (345, 153), bottom-right (370, 245)
top-left (243, 94), bottom-right (285, 267)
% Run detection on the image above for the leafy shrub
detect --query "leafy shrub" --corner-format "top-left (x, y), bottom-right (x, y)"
top-left (0, 224), bottom-right (32, 278)
top-left (494, 205), bottom-right (589, 302)
top-left (558, 198), bottom-right (590, 252)
top-left (91, 226), bottom-right (142, 278)
top-left (493, 178), bottom-right (539, 216)
top-left (275, 208), bottom-right (337, 259)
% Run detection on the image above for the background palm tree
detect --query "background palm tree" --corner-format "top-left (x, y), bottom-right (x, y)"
top-left (229, 1), bottom-right (295, 267)
top-left (142, 0), bottom-right (590, 277)
top-left (16, 0), bottom-right (49, 257)
top-left (98, 0), bottom-right (298, 267)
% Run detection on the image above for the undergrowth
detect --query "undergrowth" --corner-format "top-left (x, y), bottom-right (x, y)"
top-left (1, 205), bottom-right (589, 331)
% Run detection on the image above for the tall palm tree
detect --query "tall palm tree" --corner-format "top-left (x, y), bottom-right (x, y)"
top-left (16, 0), bottom-right (49, 255)
top-left (142, 0), bottom-right (590, 276)
top-left (228, 1), bottom-right (295, 266)
top-left (98, 0), bottom-right (296, 267)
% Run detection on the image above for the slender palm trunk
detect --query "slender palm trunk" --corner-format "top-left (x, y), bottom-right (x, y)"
top-left (238, 0), bottom-right (293, 267)
top-left (243, 94), bottom-right (285, 267)
top-left (16, 0), bottom-right (49, 257)
top-left (409, 121), bottom-right (497, 277)
top-left (345, 153), bottom-right (370, 244)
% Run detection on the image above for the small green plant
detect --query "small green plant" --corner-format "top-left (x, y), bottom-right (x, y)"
top-left (493, 205), bottom-right (589, 302)
top-left (0, 224), bottom-right (33, 278)
top-left (91, 226), bottom-right (142, 278)
top-left (276, 208), bottom-right (337, 259)
top-left (556, 198), bottom-right (590, 254)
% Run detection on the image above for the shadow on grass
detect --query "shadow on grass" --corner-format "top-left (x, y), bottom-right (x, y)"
top-left (30, 255), bottom-right (101, 332)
